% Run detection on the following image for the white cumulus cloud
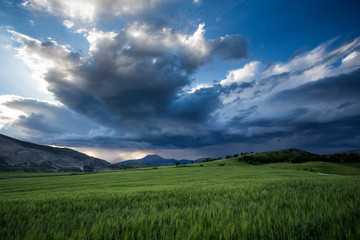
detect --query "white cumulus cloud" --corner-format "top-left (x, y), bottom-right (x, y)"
top-left (22, 0), bottom-right (172, 23)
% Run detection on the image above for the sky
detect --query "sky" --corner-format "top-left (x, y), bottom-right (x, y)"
top-left (0, 0), bottom-right (360, 162)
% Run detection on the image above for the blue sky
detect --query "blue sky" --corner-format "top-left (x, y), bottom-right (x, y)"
top-left (0, 0), bottom-right (360, 161)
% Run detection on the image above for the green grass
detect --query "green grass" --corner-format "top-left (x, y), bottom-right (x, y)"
top-left (269, 161), bottom-right (360, 175)
top-left (0, 172), bottom-right (86, 179)
top-left (1, 159), bottom-right (360, 239)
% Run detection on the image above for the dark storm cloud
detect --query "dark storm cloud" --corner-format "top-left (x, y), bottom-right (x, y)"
top-left (171, 85), bottom-right (222, 122)
top-left (4, 98), bottom-right (100, 137)
top-left (267, 69), bottom-right (360, 121)
top-left (45, 33), bottom-right (189, 129)
top-left (216, 69), bottom-right (360, 150)
top-left (209, 35), bottom-right (249, 60)
top-left (9, 24), bottom-right (246, 148)
top-left (0, 97), bottom-right (144, 148)
top-left (338, 102), bottom-right (355, 110)
top-left (12, 22), bottom-right (248, 145)
top-left (7, 21), bottom-right (360, 151)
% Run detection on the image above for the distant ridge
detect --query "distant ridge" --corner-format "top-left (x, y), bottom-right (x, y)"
top-left (0, 134), bottom-right (110, 172)
top-left (341, 150), bottom-right (360, 155)
top-left (122, 154), bottom-right (201, 166)
top-left (239, 148), bottom-right (360, 164)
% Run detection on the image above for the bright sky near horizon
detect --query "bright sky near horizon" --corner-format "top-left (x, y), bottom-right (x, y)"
top-left (0, 0), bottom-right (360, 162)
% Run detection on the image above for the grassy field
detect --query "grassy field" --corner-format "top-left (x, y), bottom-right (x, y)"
top-left (1, 159), bottom-right (360, 239)
top-left (269, 161), bottom-right (360, 175)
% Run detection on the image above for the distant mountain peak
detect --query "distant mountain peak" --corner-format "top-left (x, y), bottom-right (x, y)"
top-left (141, 154), bottom-right (164, 160)
top-left (122, 154), bottom-right (200, 166)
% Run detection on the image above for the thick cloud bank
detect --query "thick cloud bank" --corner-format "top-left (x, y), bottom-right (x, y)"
top-left (3, 17), bottom-right (250, 147)
top-left (1, 1), bottom-right (359, 153)
top-left (4, 28), bottom-right (360, 151)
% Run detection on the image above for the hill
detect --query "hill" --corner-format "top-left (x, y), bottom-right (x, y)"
top-left (121, 154), bottom-right (201, 166)
top-left (238, 148), bottom-right (360, 164)
top-left (0, 134), bottom-right (110, 172)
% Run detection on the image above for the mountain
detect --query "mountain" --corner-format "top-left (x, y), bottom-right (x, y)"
top-left (142, 154), bottom-right (165, 161)
top-left (0, 134), bottom-right (110, 172)
top-left (122, 154), bottom-right (201, 166)
top-left (104, 161), bottom-right (156, 170)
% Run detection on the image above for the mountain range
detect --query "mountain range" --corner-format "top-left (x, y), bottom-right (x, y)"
top-left (2, 133), bottom-right (358, 172)
top-left (0, 134), bottom-right (198, 172)
top-left (0, 134), bottom-right (109, 172)
top-left (122, 154), bottom-right (201, 166)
